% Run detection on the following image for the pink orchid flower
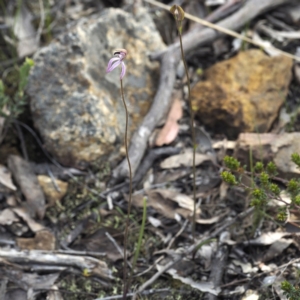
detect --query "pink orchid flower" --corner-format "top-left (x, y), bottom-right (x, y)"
top-left (106, 48), bottom-right (127, 80)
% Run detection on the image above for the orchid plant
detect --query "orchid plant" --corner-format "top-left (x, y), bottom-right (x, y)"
top-left (106, 48), bottom-right (133, 298)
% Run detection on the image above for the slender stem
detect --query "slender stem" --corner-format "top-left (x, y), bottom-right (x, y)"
top-left (249, 146), bottom-right (254, 188)
top-left (120, 79), bottom-right (133, 299)
top-left (132, 197), bottom-right (147, 268)
top-left (177, 25), bottom-right (197, 240)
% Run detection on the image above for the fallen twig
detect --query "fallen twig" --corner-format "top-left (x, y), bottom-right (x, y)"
top-left (0, 249), bottom-right (112, 280)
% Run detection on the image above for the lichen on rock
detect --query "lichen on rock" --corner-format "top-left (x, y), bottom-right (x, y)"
top-left (27, 8), bottom-right (165, 168)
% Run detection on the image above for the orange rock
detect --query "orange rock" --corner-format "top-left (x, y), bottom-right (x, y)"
top-left (191, 49), bottom-right (293, 138)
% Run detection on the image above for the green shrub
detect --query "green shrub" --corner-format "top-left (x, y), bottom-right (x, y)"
top-left (221, 154), bottom-right (300, 297)
top-left (0, 57), bottom-right (34, 123)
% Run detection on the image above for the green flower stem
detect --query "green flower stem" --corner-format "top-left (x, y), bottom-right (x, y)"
top-left (177, 23), bottom-right (197, 240)
top-left (120, 79), bottom-right (133, 299)
top-left (132, 197), bottom-right (147, 270)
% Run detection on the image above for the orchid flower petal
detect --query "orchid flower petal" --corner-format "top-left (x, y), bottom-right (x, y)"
top-left (120, 61), bottom-right (126, 80)
top-left (106, 57), bottom-right (120, 73)
top-left (107, 60), bottom-right (121, 73)
top-left (106, 49), bottom-right (127, 79)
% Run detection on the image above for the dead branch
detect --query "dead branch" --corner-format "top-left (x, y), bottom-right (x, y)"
top-left (112, 0), bottom-right (297, 181)
top-left (205, 245), bottom-right (229, 300)
top-left (0, 249), bottom-right (112, 280)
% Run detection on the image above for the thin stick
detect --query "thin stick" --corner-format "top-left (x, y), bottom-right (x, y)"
top-left (167, 219), bottom-right (188, 250)
top-left (145, 0), bottom-right (300, 62)
top-left (120, 79), bottom-right (133, 299)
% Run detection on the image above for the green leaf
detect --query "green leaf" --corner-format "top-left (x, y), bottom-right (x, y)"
top-left (18, 57), bottom-right (34, 94)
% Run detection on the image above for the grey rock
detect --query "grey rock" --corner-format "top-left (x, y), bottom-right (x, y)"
top-left (27, 8), bottom-right (165, 168)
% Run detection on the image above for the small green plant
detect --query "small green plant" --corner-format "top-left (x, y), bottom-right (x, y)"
top-left (132, 197), bottom-right (147, 270)
top-left (281, 280), bottom-right (300, 300)
top-left (291, 153), bottom-right (300, 168)
top-left (170, 5), bottom-right (197, 239)
top-left (0, 57), bottom-right (34, 123)
top-left (224, 155), bottom-right (240, 171)
top-left (254, 161), bottom-right (264, 173)
top-left (221, 171), bottom-right (238, 186)
top-left (221, 153), bottom-right (300, 300)
top-left (221, 153), bottom-right (300, 222)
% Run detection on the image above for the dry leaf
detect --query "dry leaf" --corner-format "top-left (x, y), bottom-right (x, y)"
top-left (12, 4), bottom-right (39, 57)
top-left (262, 239), bottom-right (293, 262)
top-left (232, 260), bottom-right (258, 274)
top-left (242, 232), bottom-right (288, 246)
top-left (155, 97), bottom-right (182, 146)
top-left (235, 133), bottom-right (300, 178)
top-left (72, 227), bottom-right (123, 262)
top-left (160, 149), bottom-right (213, 169)
top-left (47, 285), bottom-right (64, 300)
top-left (129, 189), bottom-right (201, 221)
top-left (8, 155), bottom-right (46, 219)
top-left (213, 140), bottom-right (236, 150)
top-left (157, 264), bottom-right (221, 295)
top-left (12, 208), bottom-right (45, 233)
top-left (146, 189), bottom-right (201, 221)
top-left (0, 209), bottom-right (18, 225)
top-left (0, 165), bottom-right (17, 191)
